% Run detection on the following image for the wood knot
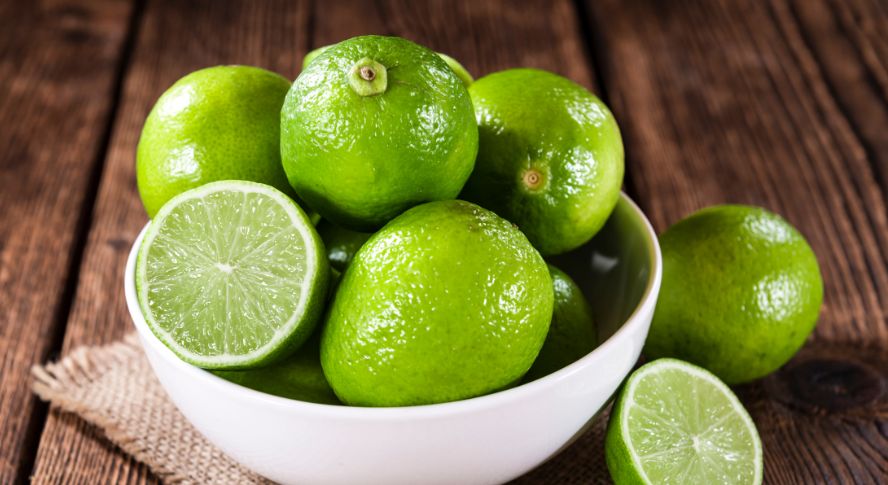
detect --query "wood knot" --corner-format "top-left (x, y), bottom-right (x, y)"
top-left (765, 355), bottom-right (884, 416)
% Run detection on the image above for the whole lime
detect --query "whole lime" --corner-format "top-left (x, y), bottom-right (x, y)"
top-left (316, 220), bottom-right (372, 272)
top-left (137, 66), bottom-right (295, 217)
top-left (213, 332), bottom-right (340, 405)
top-left (525, 265), bottom-right (598, 380)
top-left (646, 205), bottom-right (823, 384)
top-left (302, 45), bottom-right (473, 87)
top-left (281, 35), bottom-right (478, 231)
top-left (321, 200), bottom-right (553, 406)
top-left (461, 68), bottom-right (624, 255)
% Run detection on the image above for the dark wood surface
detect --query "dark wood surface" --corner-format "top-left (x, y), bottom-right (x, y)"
top-left (0, 0), bottom-right (883, 483)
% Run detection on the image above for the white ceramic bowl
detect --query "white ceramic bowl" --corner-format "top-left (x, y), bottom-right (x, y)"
top-left (125, 193), bottom-right (661, 485)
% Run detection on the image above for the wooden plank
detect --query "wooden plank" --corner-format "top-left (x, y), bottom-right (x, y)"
top-left (789, 0), bottom-right (888, 195)
top-left (30, 0), bottom-right (601, 482)
top-left (29, 0), bottom-right (312, 483)
top-left (0, 0), bottom-right (135, 482)
top-left (583, 0), bottom-right (888, 483)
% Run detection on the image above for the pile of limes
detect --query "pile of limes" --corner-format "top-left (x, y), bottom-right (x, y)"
top-left (134, 35), bottom-right (822, 485)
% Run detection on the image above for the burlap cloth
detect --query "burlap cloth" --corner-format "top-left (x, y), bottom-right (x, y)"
top-left (32, 333), bottom-right (611, 484)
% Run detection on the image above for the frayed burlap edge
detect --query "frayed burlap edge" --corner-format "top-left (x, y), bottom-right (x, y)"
top-left (32, 333), bottom-right (269, 485)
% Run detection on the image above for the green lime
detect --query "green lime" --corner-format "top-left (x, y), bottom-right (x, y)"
top-left (301, 46), bottom-right (327, 69)
top-left (282, 35), bottom-right (478, 230)
top-left (302, 45), bottom-right (473, 87)
top-left (137, 66), bottom-right (296, 218)
top-left (646, 205), bottom-right (823, 384)
top-left (316, 220), bottom-right (372, 271)
top-left (605, 358), bottom-right (762, 485)
top-left (434, 52), bottom-right (473, 86)
top-left (136, 181), bottom-right (329, 369)
top-left (321, 200), bottom-right (553, 406)
top-left (213, 332), bottom-right (339, 404)
top-left (525, 265), bottom-right (598, 380)
top-left (461, 68), bottom-right (624, 255)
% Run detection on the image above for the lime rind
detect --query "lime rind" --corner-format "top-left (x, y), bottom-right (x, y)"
top-left (136, 180), bottom-right (328, 369)
top-left (607, 358), bottom-right (762, 485)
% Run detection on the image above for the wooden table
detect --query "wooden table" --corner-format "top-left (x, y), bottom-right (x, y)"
top-left (2, 0), bottom-right (886, 483)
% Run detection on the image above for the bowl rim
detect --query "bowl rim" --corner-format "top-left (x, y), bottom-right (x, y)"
top-left (125, 192), bottom-right (662, 420)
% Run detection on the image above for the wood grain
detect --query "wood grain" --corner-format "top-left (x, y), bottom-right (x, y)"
top-left (28, 0), bottom-right (311, 483)
top-left (311, 0), bottom-right (596, 89)
top-left (789, 0), bottom-right (888, 194)
top-left (583, 0), bottom-right (888, 482)
top-left (24, 0), bottom-right (888, 483)
top-left (0, 0), bottom-right (134, 482)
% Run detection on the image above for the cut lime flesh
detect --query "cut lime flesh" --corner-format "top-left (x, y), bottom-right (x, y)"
top-left (606, 359), bottom-right (762, 485)
top-left (136, 181), bottom-right (327, 369)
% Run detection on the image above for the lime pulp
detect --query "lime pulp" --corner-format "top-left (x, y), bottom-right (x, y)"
top-left (136, 181), bottom-right (329, 369)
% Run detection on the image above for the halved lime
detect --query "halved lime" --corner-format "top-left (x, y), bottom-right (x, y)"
top-left (605, 359), bottom-right (762, 485)
top-left (136, 181), bottom-right (328, 369)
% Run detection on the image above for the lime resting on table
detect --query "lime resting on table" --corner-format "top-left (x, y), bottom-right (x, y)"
top-left (605, 358), bottom-right (763, 485)
top-left (646, 205), bottom-right (823, 383)
top-left (136, 181), bottom-right (329, 369)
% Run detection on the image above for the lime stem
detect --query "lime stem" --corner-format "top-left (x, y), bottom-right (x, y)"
top-left (360, 66), bottom-right (376, 81)
top-left (349, 58), bottom-right (387, 96)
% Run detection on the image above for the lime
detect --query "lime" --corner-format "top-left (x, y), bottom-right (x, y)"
top-left (321, 200), bottom-right (553, 406)
top-left (137, 66), bottom-right (296, 218)
top-left (213, 332), bottom-right (339, 404)
top-left (281, 35), bottom-right (478, 230)
top-left (646, 205), bottom-right (823, 383)
top-left (436, 52), bottom-right (474, 87)
top-left (135, 181), bottom-right (329, 369)
top-left (525, 264), bottom-right (598, 380)
top-left (605, 359), bottom-right (762, 485)
top-left (461, 68), bottom-right (624, 255)
top-left (316, 220), bottom-right (372, 271)
top-left (302, 45), bottom-right (473, 87)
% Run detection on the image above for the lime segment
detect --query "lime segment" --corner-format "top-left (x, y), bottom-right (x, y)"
top-left (136, 181), bottom-right (328, 369)
top-left (606, 359), bottom-right (762, 485)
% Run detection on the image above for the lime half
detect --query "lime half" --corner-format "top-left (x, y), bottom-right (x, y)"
top-left (136, 181), bottom-right (329, 369)
top-left (606, 359), bottom-right (762, 485)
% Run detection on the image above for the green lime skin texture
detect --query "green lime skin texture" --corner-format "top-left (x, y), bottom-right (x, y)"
top-left (646, 205), bottom-right (823, 384)
top-left (435, 53), bottom-right (474, 87)
top-left (316, 220), bottom-right (373, 272)
top-left (136, 181), bottom-right (329, 369)
top-left (321, 200), bottom-right (553, 406)
top-left (137, 66), bottom-right (295, 218)
top-left (302, 45), bottom-right (473, 87)
top-left (213, 332), bottom-right (340, 405)
top-left (605, 359), bottom-right (762, 485)
top-left (461, 68), bottom-right (624, 256)
top-left (525, 265), bottom-right (598, 381)
top-left (281, 36), bottom-right (479, 231)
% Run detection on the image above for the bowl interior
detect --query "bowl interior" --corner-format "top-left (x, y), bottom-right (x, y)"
top-left (549, 195), bottom-right (655, 344)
